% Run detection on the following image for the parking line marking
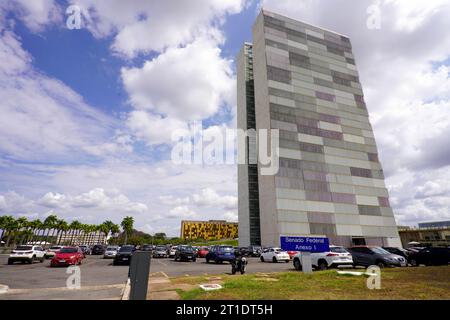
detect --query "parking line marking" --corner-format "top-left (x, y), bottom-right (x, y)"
top-left (156, 259), bottom-right (168, 267)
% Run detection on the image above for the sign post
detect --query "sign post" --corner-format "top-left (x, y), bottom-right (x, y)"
top-left (280, 236), bottom-right (329, 273)
top-left (129, 251), bottom-right (152, 300)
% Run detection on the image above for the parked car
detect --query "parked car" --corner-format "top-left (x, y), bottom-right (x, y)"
top-left (104, 246), bottom-right (119, 259)
top-left (408, 247), bottom-right (450, 266)
top-left (50, 247), bottom-right (84, 267)
top-left (348, 246), bottom-right (407, 268)
top-left (247, 246), bottom-right (262, 257)
top-left (260, 247), bottom-right (290, 263)
top-left (79, 245), bottom-right (91, 256)
top-left (205, 245), bottom-right (235, 264)
top-left (153, 245), bottom-right (168, 258)
top-left (45, 245), bottom-right (64, 259)
top-left (382, 247), bottom-right (410, 261)
top-left (141, 244), bottom-right (153, 251)
top-left (169, 246), bottom-right (178, 258)
top-left (197, 246), bottom-right (209, 258)
top-left (293, 245), bottom-right (353, 271)
top-left (91, 244), bottom-right (106, 255)
top-left (113, 245), bottom-right (136, 265)
top-left (174, 245), bottom-right (197, 262)
top-left (8, 245), bottom-right (46, 265)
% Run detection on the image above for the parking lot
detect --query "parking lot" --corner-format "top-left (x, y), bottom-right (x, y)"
top-left (0, 253), bottom-right (297, 300)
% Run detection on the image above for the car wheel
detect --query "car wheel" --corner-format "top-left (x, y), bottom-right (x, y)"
top-left (192, 258), bottom-right (196, 262)
top-left (206, 258), bottom-right (210, 264)
top-left (260, 256), bottom-right (264, 262)
top-left (40, 257), bottom-right (44, 263)
top-left (377, 261), bottom-right (386, 268)
top-left (272, 257), bottom-right (277, 263)
top-left (7, 259), bottom-right (13, 265)
top-left (293, 259), bottom-right (302, 271)
top-left (318, 260), bottom-right (328, 271)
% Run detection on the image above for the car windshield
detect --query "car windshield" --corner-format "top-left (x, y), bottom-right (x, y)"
top-left (370, 247), bottom-right (390, 255)
top-left (119, 246), bottom-right (134, 252)
top-left (106, 247), bottom-right (117, 250)
top-left (219, 247), bottom-right (233, 253)
top-left (50, 246), bottom-right (61, 249)
top-left (15, 246), bottom-right (33, 251)
top-left (60, 248), bottom-right (78, 253)
top-left (181, 247), bottom-right (194, 252)
top-left (330, 247), bottom-right (348, 253)
top-left (156, 246), bottom-right (166, 251)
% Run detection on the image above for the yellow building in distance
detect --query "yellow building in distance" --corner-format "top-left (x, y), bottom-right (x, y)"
top-left (180, 220), bottom-right (238, 241)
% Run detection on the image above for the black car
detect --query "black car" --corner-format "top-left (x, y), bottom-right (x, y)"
top-left (348, 246), bottom-right (407, 268)
top-left (113, 245), bottom-right (135, 265)
top-left (174, 245), bottom-right (197, 262)
top-left (91, 245), bottom-right (106, 255)
top-left (408, 247), bottom-right (450, 266)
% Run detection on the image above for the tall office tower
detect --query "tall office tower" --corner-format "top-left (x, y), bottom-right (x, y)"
top-left (237, 10), bottom-right (402, 248)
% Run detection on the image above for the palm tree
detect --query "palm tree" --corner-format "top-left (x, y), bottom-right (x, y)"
top-left (121, 216), bottom-right (134, 245)
top-left (0, 215), bottom-right (10, 245)
top-left (69, 220), bottom-right (82, 245)
top-left (28, 219), bottom-right (43, 244)
top-left (16, 217), bottom-right (29, 245)
top-left (54, 219), bottom-right (68, 245)
top-left (2, 216), bottom-right (16, 247)
top-left (43, 215), bottom-right (58, 245)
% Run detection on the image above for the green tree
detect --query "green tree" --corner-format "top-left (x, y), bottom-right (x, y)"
top-left (69, 220), bottom-right (82, 245)
top-left (121, 216), bottom-right (134, 245)
top-left (43, 215), bottom-right (58, 245)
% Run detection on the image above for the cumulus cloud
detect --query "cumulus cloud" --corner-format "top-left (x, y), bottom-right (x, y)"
top-left (223, 211), bottom-right (238, 222)
top-left (37, 188), bottom-right (148, 214)
top-left (167, 205), bottom-right (197, 219)
top-left (193, 188), bottom-right (237, 210)
top-left (69, 0), bottom-right (245, 57)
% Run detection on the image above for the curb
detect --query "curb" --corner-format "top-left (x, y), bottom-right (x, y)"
top-left (0, 284), bottom-right (9, 294)
top-left (121, 279), bottom-right (130, 300)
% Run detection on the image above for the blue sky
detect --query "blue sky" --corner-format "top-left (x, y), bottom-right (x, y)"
top-left (0, 0), bottom-right (449, 236)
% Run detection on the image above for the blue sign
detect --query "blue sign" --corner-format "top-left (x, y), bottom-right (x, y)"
top-left (280, 236), bottom-right (330, 253)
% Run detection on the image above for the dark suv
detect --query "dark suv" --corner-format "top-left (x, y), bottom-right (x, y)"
top-left (113, 245), bottom-right (135, 265)
top-left (91, 245), bottom-right (105, 255)
top-left (174, 245), bottom-right (197, 262)
top-left (247, 246), bottom-right (262, 257)
top-left (408, 247), bottom-right (450, 266)
top-left (348, 246), bottom-right (407, 268)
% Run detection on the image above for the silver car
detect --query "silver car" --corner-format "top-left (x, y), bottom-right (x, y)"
top-left (103, 246), bottom-right (119, 259)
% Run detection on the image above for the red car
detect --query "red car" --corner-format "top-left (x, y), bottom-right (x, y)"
top-left (287, 251), bottom-right (298, 259)
top-left (51, 247), bottom-right (84, 267)
top-left (197, 247), bottom-right (209, 258)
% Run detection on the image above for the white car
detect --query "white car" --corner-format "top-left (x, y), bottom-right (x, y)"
top-left (169, 246), bottom-right (177, 258)
top-left (8, 245), bottom-right (46, 264)
top-left (104, 246), bottom-right (119, 259)
top-left (260, 247), bottom-right (290, 263)
top-left (45, 245), bottom-right (64, 259)
top-left (293, 245), bottom-right (354, 271)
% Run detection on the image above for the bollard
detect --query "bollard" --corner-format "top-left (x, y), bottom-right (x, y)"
top-left (129, 251), bottom-right (152, 300)
top-left (300, 252), bottom-right (313, 273)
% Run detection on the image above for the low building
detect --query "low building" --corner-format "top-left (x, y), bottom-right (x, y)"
top-left (180, 220), bottom-right (238, 241)
top-left (418, 220), bottom-right (450, 229)
top-left (398, 225), bottom-right (450, 248)
top-left (57, 231), bottom-right (109, 246)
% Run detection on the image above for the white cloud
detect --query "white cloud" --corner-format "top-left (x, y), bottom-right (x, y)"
top-left (193, 188), bottom-right (237, 210)
top-left (223, 211), bottom-right (238, 222)
top-left (70, 0), bottom-right (245, 57)
top-left (159, 195), bottom-right (190, 206)
top-left (3, 0), bottom-right (62, 32)
top-left (37, 188), bottom-right (148, 214)
top-left (168, 205), bottom-right (197, 219)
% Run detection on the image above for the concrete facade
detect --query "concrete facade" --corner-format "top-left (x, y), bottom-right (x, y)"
top-left (237, 10), bottom-right (402, 248)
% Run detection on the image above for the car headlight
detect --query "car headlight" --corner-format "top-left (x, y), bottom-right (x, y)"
top-left (70, 255), bottom-right (75, 259)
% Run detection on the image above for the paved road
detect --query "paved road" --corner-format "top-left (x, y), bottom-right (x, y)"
top-left (149, 256), bottom-right (295, 277)
top-left (0, 254), bottom-right (297, 299)
top-left (0, 254), bottom-right (129, 300)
